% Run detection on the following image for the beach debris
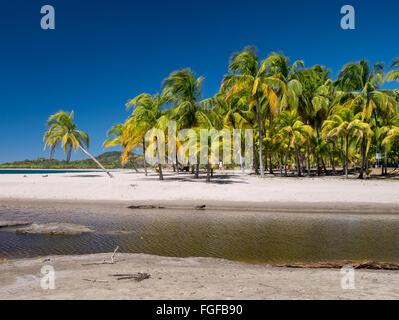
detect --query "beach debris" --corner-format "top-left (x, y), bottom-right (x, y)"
top-left (0, 221), bottom-right (32, 228)
top-left (195, 205), bottom-right (206, 210)
top-left (16, 223), bottom-right (95, 235)
top-left (111, 272), bottom-right (151, 281)
top-left (82, 246), bottom-right (119, 266)
top-left (42, 175), bottom-right (48, 177)
top-left (276, 261), bottom-right (399, 271)
top-left (127, 205), bottom-right (165, 209)
top-left (83, 279), bottom-right (108, 283)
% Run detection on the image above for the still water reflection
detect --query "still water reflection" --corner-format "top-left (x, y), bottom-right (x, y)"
top-left (0, 204), bottom-right (398, 264)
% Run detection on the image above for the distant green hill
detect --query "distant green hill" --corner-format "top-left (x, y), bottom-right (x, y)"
top-left (0, 151), bottom-right (142, 169)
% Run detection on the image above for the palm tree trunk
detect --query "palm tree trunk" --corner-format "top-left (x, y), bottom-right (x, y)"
top-left (130, 159), bottom-right (139, 173)
top-left (256, 95), bottom-right (264, 176)
top-left (195, 153), bottom-right (199, 178)
top-left (284, 147), bottom-right (289, 177)
top-left (279, 153), bottom-right (283, 176)
top-left (321, 157), bottom-right (327, 175)
top-left (328, 143), bottom-right (336, 175)
top-left (252, 139), bottom-right (259, 174)
top-left (79, 145), bottom-right (113, 178)
top-left (359, 136), bottom-right (365, 179)
top-left (239, 151), bottom-right (244, 173)
top-left (206, 159), bottom-right (211, 183)
top-left (175, 153), bottom-right (180, 174)
top-left (345, 134), bottom-right (349, 179)
top-left (341, 136), bottom-right (345, 176)
top-left (142, 139), bottom-right (147, 176)
top-left (382, 144), bottom-right (388, 176)
top-left (155, 137), bottom-right (163, 181)
top-left (307, 141), bottom-right (311, 176)
top-left (269, 154), bottom-right (273, 174)
top-left (294, 139), bottom-right (301, 177)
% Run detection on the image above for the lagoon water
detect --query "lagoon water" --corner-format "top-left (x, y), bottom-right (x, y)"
top-left (0, 204), bottom-right (399, 264)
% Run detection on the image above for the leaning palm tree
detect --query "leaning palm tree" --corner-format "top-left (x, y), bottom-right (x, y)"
top-left (43, 111), bottom-right (113, 178)
top-left (221, 46), bottom-right (281, 176)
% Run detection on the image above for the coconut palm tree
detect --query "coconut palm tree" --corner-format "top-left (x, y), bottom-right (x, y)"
top-left (296, 66), bottom-right (332, 175)
top-left (103, 123), bottom-right (140, 172)
top-left (322, 107), bottom-right (370, 178)
top-left (386, 58), bottom-right (399, 82)
top-left (336, 60), bottom-right (395, 176)
top-left (262, 53), bottom-right (304, 173)
top-left (43, 111), bottom-right (113, 178)
top-left (124, 93), bottom-right (170, 180)
top-left (221, 46), bottom-right (281, 176)
top-left (274, 110), bottom-right (313, 176)
top-left (103, 123), bottom-right (125, 149)
top-left (163, 68), bottom-right (220, 178)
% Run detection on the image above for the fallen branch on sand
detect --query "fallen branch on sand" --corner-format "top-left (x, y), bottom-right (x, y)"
top-left (111, 272), bottom-right (151, 281)
top-left (275, 261), bottom-right (399, 270)
top-left (82, 246), bottom-right (119, 266)
top-left (127, 205), bottom-right (164, 209)
top-left (83, 279), bottom-right (108, 283)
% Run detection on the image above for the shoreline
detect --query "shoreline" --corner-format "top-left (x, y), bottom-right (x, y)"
top-left (2, 198), bottom-right (399, 214)
top-left (1, 171), bottom-right (399, 209)
top-left (1, 252), bottom-right (398, 300)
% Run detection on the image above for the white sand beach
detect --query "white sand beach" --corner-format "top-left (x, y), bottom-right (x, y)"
top-left (1, 170), bottom-right (399, 300)
top-left (1, 170), bottom-right (399, 209)
top-left (1, 253), bottom-right (398, 300)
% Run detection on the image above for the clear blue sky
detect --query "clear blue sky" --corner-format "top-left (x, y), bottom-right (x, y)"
top-left (1, 0), bottom-right (398, 163)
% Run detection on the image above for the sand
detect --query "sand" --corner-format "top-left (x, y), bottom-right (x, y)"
top-left (1, 170), bottom-right (399, 210)
top-left (0, 253), bottom-right (398, 300)
top-left (1, 169), bottom-right (399, 300)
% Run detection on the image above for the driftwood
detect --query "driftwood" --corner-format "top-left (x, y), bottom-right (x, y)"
top-left (82, 246), bottom-right (119, 266)
top-left (111, 272), bottom-right (151, 281)
top-left (83, 279), bottom-right (108, 283)
top-left (275, 261), bottom-right (399, 270)
top-left (127, 205), bottom-right (164, 209)
top-left (195, 205), bottom-right (206, 210)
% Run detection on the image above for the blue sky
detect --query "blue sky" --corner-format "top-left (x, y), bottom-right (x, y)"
top-left (0, 0), bottom-right (398, 163)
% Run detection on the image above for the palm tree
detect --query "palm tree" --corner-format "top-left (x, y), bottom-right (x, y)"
top-left (322, 107), bottom-right (370, 178)
top-left (262, 53), bottom-right (304, 173)
top-left (386, 58), bottom-right (399, 82)
top-left (103, 123), bottom-right (125, 149)
top-left (43, 111), bottom-right (113, 178)
top-left (125, 93), bottom-right (170, 180)
top-left (103, 123), bottom-right (139, 172)
top-left (296, 66), bottom-right (332, 175)
top-left (163, 68), bottom-right (220, 178)
top-left (221, 46), bottom-right (280, 176)
top-left (274, 110), bottom-right (313, 176)
top-left (336, 60), bottom-right (397, 178)
top-left (380, 113), bottom-right (399, 174)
